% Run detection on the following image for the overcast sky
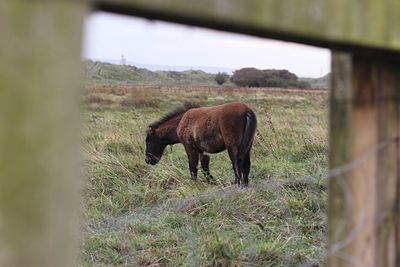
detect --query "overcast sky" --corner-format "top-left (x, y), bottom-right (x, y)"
top-left (83, 12), bottom-right (331, 78)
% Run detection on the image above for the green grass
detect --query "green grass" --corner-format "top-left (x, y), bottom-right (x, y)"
top-left (80, 86), bottom-right (328, 266)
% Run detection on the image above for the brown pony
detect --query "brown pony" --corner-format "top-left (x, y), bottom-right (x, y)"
top-left (145, 102), bottom-right (257, 186)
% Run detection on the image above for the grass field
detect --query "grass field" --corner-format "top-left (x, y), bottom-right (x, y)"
top-left (80, 85), bottom-right (328, 266)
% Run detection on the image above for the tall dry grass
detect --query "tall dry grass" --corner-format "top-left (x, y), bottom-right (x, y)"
top-left (80, 85), bottom-right (328, 266)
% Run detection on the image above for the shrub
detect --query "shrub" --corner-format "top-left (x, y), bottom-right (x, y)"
top-left (230, 68), bottom-right (311, 89)
top-left (214, 72), bottom-right (229, 85)
top-left (230, 68), bottom-right (263, 87)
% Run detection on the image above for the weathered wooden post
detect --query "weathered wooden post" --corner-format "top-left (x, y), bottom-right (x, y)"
top-left (0, 1), bottom-right (86, 266)
top-left (329, 52), bottom-right (400, 266)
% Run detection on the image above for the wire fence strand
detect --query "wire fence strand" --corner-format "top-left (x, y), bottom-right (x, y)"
top-left (300, 136), bottom-right (399, 267)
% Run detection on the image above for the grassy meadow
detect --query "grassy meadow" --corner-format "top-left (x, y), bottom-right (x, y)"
top-left (80, 85), bottom-right (328, 266)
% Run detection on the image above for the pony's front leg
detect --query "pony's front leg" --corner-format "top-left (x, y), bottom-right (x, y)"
top-left (200, 154), bottom-right (215, 184)
top-left (184, 146), bottom-right (199, 180)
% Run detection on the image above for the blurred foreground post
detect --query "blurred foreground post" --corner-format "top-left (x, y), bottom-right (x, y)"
top-left (0, 1), bottom-right (86, 266)
top-left (329, 52), bottom-right (400, 266)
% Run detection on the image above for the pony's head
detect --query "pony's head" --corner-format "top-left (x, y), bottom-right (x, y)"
top-left (145, 102), bottom-right (200, 165)
top-left (145, 126), bottom-right (168, 165)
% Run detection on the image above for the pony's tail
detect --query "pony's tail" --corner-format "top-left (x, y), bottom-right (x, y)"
top-left (240, 108), bottom-right (257, 157)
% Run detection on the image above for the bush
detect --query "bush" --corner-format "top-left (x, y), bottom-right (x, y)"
top-left (230, 68), bottom-right (311, 89)
top-left (214, 72), bottom-right (229, 85)
top-left (230, 68), bottom-right (263, 87)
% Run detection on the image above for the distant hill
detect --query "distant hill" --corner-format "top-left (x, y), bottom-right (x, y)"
top-left (85, 58), bottom-right (235, 74)
top-left (299, 73), bottom-right (330, 89)
top-left (83, 60), bottom-right (329, 89)
top-left (83, 60), bottom-right (230, 86)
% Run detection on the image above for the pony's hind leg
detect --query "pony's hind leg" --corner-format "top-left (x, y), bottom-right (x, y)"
top-left (242, 153), bottom-right (251, 187)
top-left (227, 147), bottom-right (243, 186)
top-left (200, 154), bottom-right (215, 184)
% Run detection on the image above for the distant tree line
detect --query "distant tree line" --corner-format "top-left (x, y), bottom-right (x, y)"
top-left (229, 68), bottom-right (310, 88)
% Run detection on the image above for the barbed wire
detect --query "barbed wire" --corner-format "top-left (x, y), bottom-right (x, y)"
top-left (300, 136), bottom-right (399, 267)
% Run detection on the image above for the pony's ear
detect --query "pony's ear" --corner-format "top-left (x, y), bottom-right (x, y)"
top-left (148, 126), bottom-right (155, 135)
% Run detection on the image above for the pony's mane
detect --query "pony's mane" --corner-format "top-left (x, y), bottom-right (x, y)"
top-left (149, 102), bottom-right (200, 129)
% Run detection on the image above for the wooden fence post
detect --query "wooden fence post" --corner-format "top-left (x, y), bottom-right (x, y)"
top-left (0, 1), bottom-right (86, 266)
top-left (328, 52), bottom-right (400, 266)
